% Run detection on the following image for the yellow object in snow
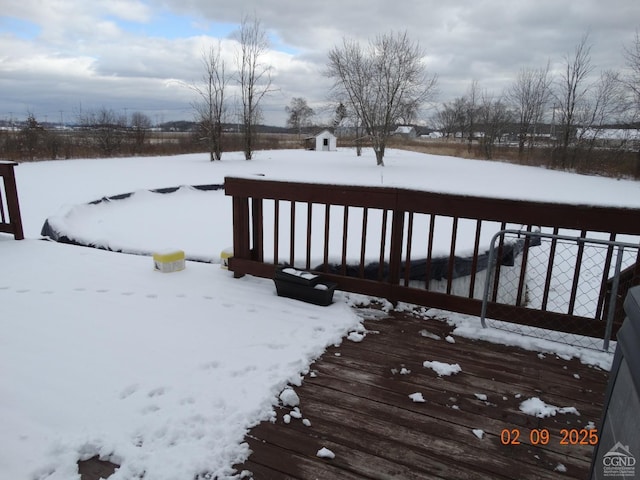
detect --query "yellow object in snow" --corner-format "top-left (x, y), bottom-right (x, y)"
top-left (220, 247), bottom-right (233, 269)
top-left (153, 249), bottom-right (185, 273)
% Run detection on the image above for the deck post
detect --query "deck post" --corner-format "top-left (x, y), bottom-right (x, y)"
top-left (231, 196), bottom-right (250, 278)
top-left (0, 161), bottom-right (24, 240)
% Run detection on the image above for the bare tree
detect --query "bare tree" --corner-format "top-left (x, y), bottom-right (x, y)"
top-left (433, 98), bottom-right (466, 140)
top-left (478, 92), bottom-right (513, 159)
top-left (507, 63), bottom-right (552, 156)
top-left (555, 32), bottom-right (594, 167)
top-left (192, 44), bottom-right (228, 161)
top-left (327, 31), bottom-right (437, 166)
top-left (20, 112), bottom-right (47, 160)
top-left (331, 101), bottom-right (365, 156)
top-left (130, 111), bottom-right (152, 153)
top-left (624, 29), bottom-right (640, 109)
top-left (623, 29), bottom-right (640, 175)
top-left (285, 97), bottom-right (315, 137)
top-left (80, 107), bottom-right (127, 156)
top-left (464, 80), bottom-right (480, 152)
top-left (333, 102), bottom-right (348, 129)
top-left (235, 14), bottom-right (273, 160)
top-left (575, 70), bottom-right (626, 153)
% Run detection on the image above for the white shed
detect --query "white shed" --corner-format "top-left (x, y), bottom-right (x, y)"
top-left (305, 130), bottom-right (337, 151)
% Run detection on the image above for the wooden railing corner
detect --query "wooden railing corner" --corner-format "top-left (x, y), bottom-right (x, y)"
top-left (0, 161), bottom-right (24, 240)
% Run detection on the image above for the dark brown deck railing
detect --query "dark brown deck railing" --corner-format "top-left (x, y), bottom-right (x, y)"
top-left (225, 176), bottom-right (640, 339)
top-left (0, 161), bottom-right (24, 240)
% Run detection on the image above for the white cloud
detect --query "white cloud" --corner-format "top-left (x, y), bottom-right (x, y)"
top-left (1, 0), bottom-right (639, 125)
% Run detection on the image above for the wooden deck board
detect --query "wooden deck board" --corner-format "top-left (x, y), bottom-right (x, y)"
top-left (234, 308), bottom-right (609, 480)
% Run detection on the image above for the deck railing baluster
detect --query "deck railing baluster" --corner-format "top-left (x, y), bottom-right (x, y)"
top-left (425, 215), bottom-right (435, 290)
top-left (273, 200), bottom-right (279, 265)
top-left (468, 220), bottom-right (482, 297)
top-left (404, 212), bottom-right (414, 287)
top-left (446, 217), bottom-right (459, 295)
top-left (306, 202), bottom-right (312, 270)
top-left (541, 227), bottom-right (559, 311)
top-left (340, 206), bottom-right (349, 276)
top-left (378, 210), bottom-right (388, 281)
top-left (359, 208), bottom-right (368, 278)
top-left (289, 201), bottom-right (296, 266)
top-left (567, 230), bottom-right (588, 315)
top-left (323, 204), bottom-right (330, 273)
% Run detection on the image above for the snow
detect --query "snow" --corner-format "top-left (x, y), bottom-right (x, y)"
top-left (409, 392), bottom-right (427, 403)
top-left (428, 309), bottom-right (614, 370)
top-left (2, 147), bottom-right (631, 479)
top-left (472, 429), bottom-right (485, 440)
top-left (282, 268), bottom-right (318, 281)
top-left (279, 388), bottom-right (301, 408)
top-left (420, 329), bottom-right (441, 340)
top-left (519, 397), bottom-right (581, 418)
top-left (423, 360), bottom-right (462, 376)
top-left (347, 331), bottom-right (366, 342)
top-left (474, 393), bottom-right (489, 401)
top-left (316, 447), bottom-right (336, 459)
top-left (554, 463), bottom-right (568, 473)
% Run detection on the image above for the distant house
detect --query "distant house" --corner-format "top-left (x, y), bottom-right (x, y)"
top-left (305, 129), bottom-right (337, 151)
top-left (392, 125), bottom-right (417, 138)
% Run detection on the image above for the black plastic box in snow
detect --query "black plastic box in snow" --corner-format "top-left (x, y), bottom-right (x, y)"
top-left (273, 267), bottom-right (336, 306)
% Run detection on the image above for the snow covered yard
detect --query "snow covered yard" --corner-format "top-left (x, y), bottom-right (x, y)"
top-left (2, 148), bottom-right (635, 479)
top-left (1, 238), bottom-right (362, 479)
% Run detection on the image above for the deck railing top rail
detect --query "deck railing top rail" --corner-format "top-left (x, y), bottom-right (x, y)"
top-left (225, 176), bottom-right (640, 235)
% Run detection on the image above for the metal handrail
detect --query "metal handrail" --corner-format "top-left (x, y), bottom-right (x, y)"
top-left (481, 229), bottom-right (640, 350)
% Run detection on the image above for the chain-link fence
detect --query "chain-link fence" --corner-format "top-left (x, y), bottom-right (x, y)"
top-left (481, 229), bottom-right (640, 351)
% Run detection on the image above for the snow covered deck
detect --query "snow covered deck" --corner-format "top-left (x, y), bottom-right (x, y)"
top-left (233, 307), bottom-right (608, 480)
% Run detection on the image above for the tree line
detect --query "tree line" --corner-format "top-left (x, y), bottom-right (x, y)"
top-left (291, 29), bottom-right (640, 170)
top-left (3, 22), bottom-right (639, 173)
top-left (433, 32), bottom-right (640, 170)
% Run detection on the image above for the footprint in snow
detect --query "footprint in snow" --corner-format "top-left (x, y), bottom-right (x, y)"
top-left (121, 291), bottom-right (135, 296)
top-left (200, 361), bottom-right (220, 370)
top-left (146, 294), bottom-right (158, 299)
top-left (16, 289), bottom-right (30, 293)
top-left (147, 387), bottom-right (166, 398)
top-left (231, 365), bottom-right (258, 377)
top-left (141, 404), bottom-right (160, 414)
top-left (120, 384), bottom-right (139, 399)
top-left (96, 289), bottom-right (109, 293)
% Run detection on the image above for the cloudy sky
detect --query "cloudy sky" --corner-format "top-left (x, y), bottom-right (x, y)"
top-left (1, 0), bottom-right (639, 127)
